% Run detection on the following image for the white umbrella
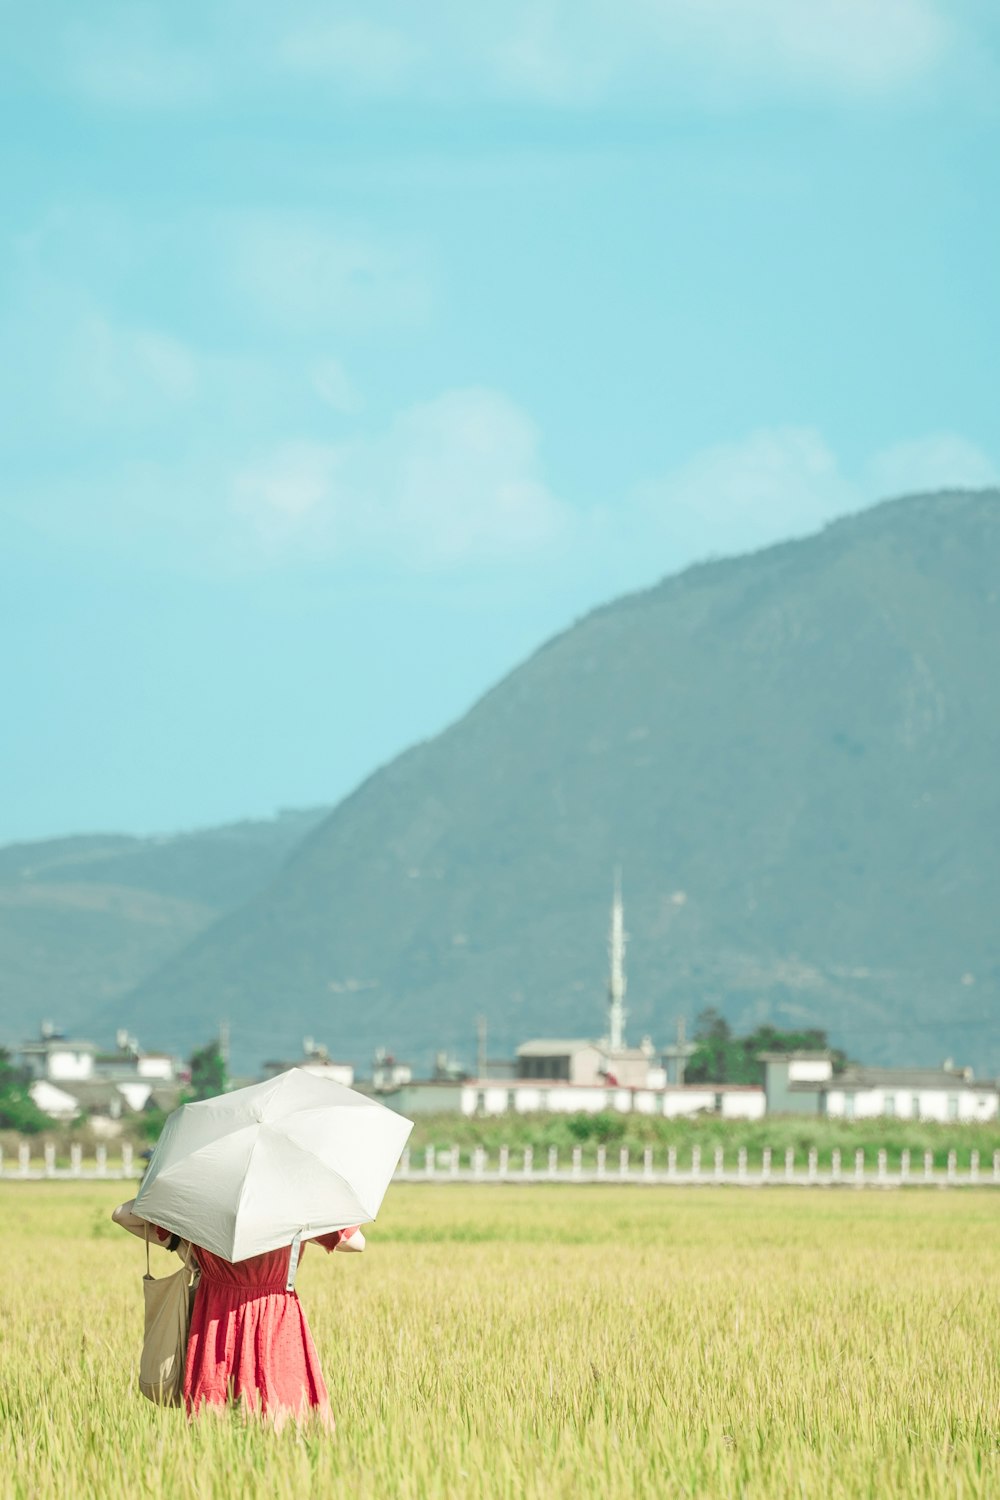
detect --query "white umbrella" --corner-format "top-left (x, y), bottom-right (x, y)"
top-left (133, 1068), bottom-right (413, 1262)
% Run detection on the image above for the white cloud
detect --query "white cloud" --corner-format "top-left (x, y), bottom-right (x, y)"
top-left (62, 315), bottom-right (201, 413)
top-left (627, 423), bottom-right (999, 576)
top-left (231, 388), bottom-right (571, 568)
top-left (312, 358), bottom-right (361, 414)
top-left (866, 433), bottom-right (999, 497)
top-left (275, 0), bottom-right (956, 106)
top-left (279, 19), bottom-right (422, 94)
top-left (63, 12), bottom-right (215, 109)
top-left (634, 0), bottom-right (952, 99)
top-left (634, 426), bottom-right (862, 559)
top-left (0, 262), bottom-right (204, 437)
top-left (232, 442), bottom-right (349, 554)
top-left (47, 0), bottom-right (967, 115)
top-left (228, 217), bottom-right (431, 332)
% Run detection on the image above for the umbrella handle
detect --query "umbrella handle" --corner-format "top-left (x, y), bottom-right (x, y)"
top-left (285, 1231), bottom-right (303, 1293)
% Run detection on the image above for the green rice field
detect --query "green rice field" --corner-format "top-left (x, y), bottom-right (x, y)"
top-left (1, 1183), bottom-right (997, 1498)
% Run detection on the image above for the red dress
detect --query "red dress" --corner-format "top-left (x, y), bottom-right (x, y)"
top-left (152, 1226), bottom-right (352, 1422)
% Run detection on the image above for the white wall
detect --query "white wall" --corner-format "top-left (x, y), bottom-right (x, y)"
top-left (569, 1047), bottom-right (605, 1086)
top-left (662, 1089), bottom-right (716, 1117)
top-left (116, 1081), bottom-right (154, 1112)
top-left (458, 1081), bottom-right (768, 1119)
top-left (29, 1080), bottom-right (80, 1120)
top-left (300, 1060), bottom-right (355, 1087)
top-left (721, 1090), bottom-right (767, 1120)
top-left (825, 1087), bottom-right (998, 1122)
top-left (46, 1049), bottom-right (94, 1082)
top-left (137, 1056), bottom-right (175, 1080)
top-left (788, 1058), bottom-right (834, 1084)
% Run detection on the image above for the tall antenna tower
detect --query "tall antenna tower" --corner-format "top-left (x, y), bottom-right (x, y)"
top-left (607, 868), bottom-right (627, 1052)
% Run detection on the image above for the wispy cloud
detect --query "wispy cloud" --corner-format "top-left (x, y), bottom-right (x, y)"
top-left (634, 427), bottom-right (860, 560)
top-left (312, 357), bottom-right (362, 415)
top-left (48, 0), bottom-right (963, 114)
top-left (278, 18), bottom-right (423, 96)
top-left (226, 216), bottom-right (432, 333)
top-left (630, 425), bottom-right (998, 574)
top-left (866, 433), bottom-right (999, 497)
top-left (63, 9), bottom-right (215, 109)
top-left (232, 388), bottom-right (572, 567)
top-left (277, 0), bottom-right (957, 107)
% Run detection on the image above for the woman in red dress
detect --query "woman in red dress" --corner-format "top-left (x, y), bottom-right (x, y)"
top-left (113, 1199), bottom-right (364, 1424)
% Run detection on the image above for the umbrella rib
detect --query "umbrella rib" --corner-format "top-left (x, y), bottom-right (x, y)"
top-left (231, 1129), bottom-right (261, 1243)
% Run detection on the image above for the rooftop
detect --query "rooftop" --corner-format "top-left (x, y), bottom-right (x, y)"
top-left (822, 1067), bottom-right (996, 1091)
top-left (516, 1039), bottom-right (598, 1056)
top-left (19, 1037), bottom-right (97, 1053)
top-left (757, 1051), bottom-right (834, 1063)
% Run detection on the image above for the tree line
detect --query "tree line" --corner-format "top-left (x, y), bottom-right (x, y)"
top-left (685, 1008), bottom-right (846, 1085)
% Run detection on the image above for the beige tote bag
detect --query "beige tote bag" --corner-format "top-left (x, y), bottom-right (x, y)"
top-left (139, 1224), bottom-right (200, 1406)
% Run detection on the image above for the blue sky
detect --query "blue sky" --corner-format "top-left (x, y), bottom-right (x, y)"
top-left (2, 0), bottom-right (998, 843)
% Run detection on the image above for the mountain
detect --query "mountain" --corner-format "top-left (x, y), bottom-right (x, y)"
top-left (0, 808), bottom-right (329, 1044)
top-left (108, 491), bottom-right (1000, 1074)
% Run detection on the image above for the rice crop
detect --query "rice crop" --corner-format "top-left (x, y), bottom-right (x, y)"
top-left (1, 1183), bottom-right (998, 1499)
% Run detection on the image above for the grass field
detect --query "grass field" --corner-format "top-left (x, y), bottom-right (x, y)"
top-left (1, 1184), bottom-right (998, 1499)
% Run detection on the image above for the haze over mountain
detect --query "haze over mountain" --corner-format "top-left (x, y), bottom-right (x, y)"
top-left (0, 809), bottom-right (329, 1043)
top-left (90, 489), bottom-right (1000, 1077)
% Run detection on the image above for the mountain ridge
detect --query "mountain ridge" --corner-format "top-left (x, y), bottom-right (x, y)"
top-left (22, 489), bottom-right (1000, 1075)
top-left (0, 807), bottom-right (330, 1042)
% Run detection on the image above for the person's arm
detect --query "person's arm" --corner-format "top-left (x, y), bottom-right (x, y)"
top-left (312, 1226), bottom-right (366, 1253)
top-left (111, 1199), bottom-right (181, 1250)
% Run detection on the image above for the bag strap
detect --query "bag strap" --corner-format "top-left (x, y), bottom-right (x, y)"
top-left (286, 1231), bottom-right (303, 1293)
top-left (144, 1219), bottom-right (150, 1277)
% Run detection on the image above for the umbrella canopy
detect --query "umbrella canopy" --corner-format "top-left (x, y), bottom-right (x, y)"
top-left (133, 1068), bottom-right (413, 1262)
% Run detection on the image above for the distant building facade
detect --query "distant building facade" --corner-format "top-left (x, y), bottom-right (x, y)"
top-left (263, 1038), bottom-right (354, 1088)
top-left (759, 1052), bottom-right (836, 1114)
top-left (18, 1024), bottom-right (181, 1131)
top-left (759, 1051), bottom-right (998, 1121)
top-left (823, 1067), bottom-right (997, 1122)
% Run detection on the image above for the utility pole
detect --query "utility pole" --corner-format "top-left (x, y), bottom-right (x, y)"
top-left (676, 1015), bottom-right (686, 1086)
top-left (219, 1019), bottom-right (230, 1073)
top-left (477, 1015), bottom-right (487, 1080)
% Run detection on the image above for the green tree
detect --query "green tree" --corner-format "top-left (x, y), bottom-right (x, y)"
top-left (686, 1015), bottom-right (846, 1085)
top-left (186, 1038), bottom-right (227, 1102)
top-left (687, 1008), bottom-right (740, 1083)
top-left (0, 1048), bottom-right (56, 1133)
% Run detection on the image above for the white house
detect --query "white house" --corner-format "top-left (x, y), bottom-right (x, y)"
top-left (28, 1080), bottom-right (82, 1122)
top-left (16, 1032), bottom-right (96, 1083)
top-left (822, 1067), bottom-right (998, 1122)
top-left (263, 1039), bottom-right (354, 1088)
top-left (28, 1077), bottom-right (141, 1135)
top-left (458, 1079), bottom-right (766, 1120)
top-left (515, 1038), bottom-right (659, 1089)
top-left (759, 1052), bottom-right (836, 1114)
top-left (136, 1053), bottom-right (176, 1081)
top-left (516, 1040), bottom-right (606, 1084)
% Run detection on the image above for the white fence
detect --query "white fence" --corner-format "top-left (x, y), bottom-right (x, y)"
top-left (0, 1141), bottom-right (137, 1180)
top-left (2, 1140), bottom-right (999, 1188)
top-left (391, 1143), bottom-right (1000, 1188)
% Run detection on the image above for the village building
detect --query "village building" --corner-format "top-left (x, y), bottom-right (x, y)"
top-left (462, 1079), bottom-right (765, 1119)
top-left (370, 1048), bottom-right (413, 1091)
top-left (262, 1038), bottom-right (354, 1088)
top-left (759, 1051), bottom-right (837, 1114)
top-left (17, 1024), bottom-right (181, 1129)
top-left (759, 1051), bottom-right (997, 1121)
top-left (821, 1066), bottom-right (998, 1122)
top-left (15, 1027), bottom-right (97, 1083)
